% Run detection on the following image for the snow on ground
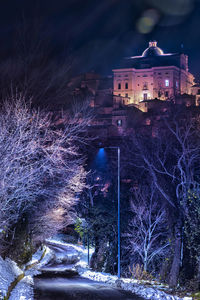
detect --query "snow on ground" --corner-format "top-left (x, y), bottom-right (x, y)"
top-left (0, 256), bottom-right (23, 299)
top-left (46, 237), bottom-right (86, 254)
top-left (0, 236), bottom-right (193, 300)
top-left (47, 237), bottom-right (193, 300)
top-left (9, 275), bottom-right (34, 300)
top-left (61, 241), bottom-right (191, 300)
top-left (25, 246), bottom-right (46, 268)
top-left (46, 237), bottom-right (94, 266)
top-left (77, 267), bottom-right (184, 300)
top-left (77, 268), bottom-right (193, 300)
top-left (0, 245), bottom-right (54, 300)
top-left (25, 246), bottom-right (54, 276)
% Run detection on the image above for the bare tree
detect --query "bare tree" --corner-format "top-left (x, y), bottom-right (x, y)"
top-left (0, 94), bottom-right (90, 258)
top-left (124, 186), bottom-right (169, 273)
top-left (126, 108), bottom-right (200, 286)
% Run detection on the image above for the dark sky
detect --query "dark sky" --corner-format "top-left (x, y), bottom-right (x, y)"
top-left (0, 0), bottom-right (200, 78)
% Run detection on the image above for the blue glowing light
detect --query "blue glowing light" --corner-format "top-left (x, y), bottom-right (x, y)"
top-left (92, 148), bottom-right (108, 172)
top-left (98, 148), bottom-right (105, 157)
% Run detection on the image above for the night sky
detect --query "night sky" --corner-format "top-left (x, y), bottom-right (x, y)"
top-left (0, 0), bottom-right (200, 79)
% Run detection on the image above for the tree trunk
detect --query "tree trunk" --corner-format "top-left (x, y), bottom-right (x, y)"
top-left (169, 223), bottom-right (182, 288)
top-left (90, 237), bottom-right (99, 269)
top-left (90, 239), bottom-right (107, 271)
top-left (144, 257), bottom-right (147, 272)
top-left (160, 259), bottom-right (171, 282)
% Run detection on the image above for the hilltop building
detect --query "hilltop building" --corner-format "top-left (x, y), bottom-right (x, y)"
top-left (70, 41), bottom-right (199, 139)
top-left (113, 41), bottom-right (195, 110)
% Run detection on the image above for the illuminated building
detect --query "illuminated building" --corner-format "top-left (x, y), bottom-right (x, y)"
top-left (113, 41), bottom-right (194, 110)
top-left (70, 41), bottom-right (199, 139)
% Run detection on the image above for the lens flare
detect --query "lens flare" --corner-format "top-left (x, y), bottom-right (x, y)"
top-left (136, 9), bottom-right (160, 34)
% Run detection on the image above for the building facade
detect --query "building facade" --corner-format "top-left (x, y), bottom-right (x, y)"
top-left (113, 41), bottom-right (194, 106)
top-left (69, 41), bottom-right (199, 139)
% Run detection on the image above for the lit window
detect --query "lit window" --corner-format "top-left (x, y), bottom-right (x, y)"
top-left (176, 81), bottom-right (179, 88)
top-left (165, 79), bottom-right (169, 87)
top-left (143, 93), bottom-right (148, 100)
top-left (125, 82), bottom-right (128, 89)
top-left (117, 119), bottom-right (122, 127)
top-left (118, 83), bottom-right (121, 89)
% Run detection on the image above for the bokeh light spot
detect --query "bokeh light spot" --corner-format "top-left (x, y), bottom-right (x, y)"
top-left (136, 9), bottom-right (160, 34)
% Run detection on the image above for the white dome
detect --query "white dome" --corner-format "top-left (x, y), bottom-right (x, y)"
top-left (142, 41), bottom-right (164, 57)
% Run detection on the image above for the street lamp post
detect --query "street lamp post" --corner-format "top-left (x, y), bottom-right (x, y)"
top-left (98, 146), bottom-right (121, 278)
top-left (87, 229), bottom-right (90, 265)
top-left (117, 147), bottom-right (121, 278)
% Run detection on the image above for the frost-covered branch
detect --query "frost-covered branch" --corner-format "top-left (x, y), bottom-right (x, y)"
top-left (0, 95), bottom-right (91, 256)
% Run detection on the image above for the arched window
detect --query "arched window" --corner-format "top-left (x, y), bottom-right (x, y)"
top-left (125, 82), bottom-right (128, 89)
top-left (118, 83), bottom-right (121, 90)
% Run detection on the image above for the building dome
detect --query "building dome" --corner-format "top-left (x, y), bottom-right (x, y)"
top-left (142, 41), bottom-right (164, 57)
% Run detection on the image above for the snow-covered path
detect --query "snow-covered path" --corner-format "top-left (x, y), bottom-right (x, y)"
top-left (0, 238), bottom-right (191, 299)
top-left (34, 241), bottom-right (145, 300)
top-left (37, 239), bottom-right (192, 300)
